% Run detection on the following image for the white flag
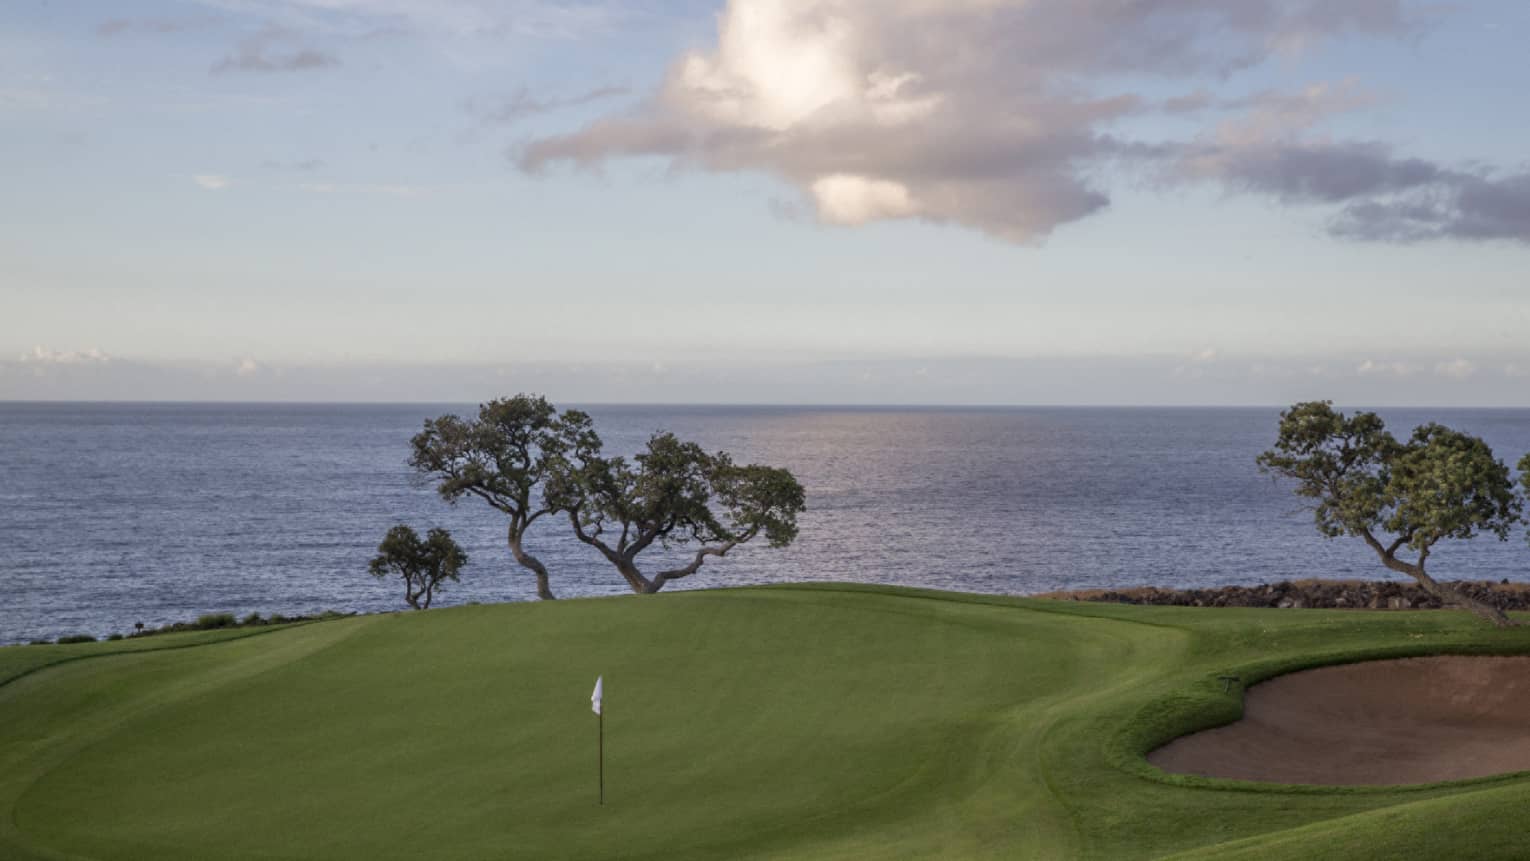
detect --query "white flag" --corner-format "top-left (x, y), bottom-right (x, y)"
top-left (591, 676), bottom-right (603, 716)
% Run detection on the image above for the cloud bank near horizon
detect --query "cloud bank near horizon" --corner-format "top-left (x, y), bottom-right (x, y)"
top-left (519, 0), bottom-right (1530, 245)
top-left (6, 350), bottom-right (1530, 407)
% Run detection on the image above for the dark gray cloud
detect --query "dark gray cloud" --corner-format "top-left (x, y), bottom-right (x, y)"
top-left (212, 30), bottom-right (338, 74)
top-left (1168, 80), bottom-right (1530, 243)
top-left (517, 0), bottom-right (1527, 246)
top-left (1330, 171), bottom-right (1530, 243)
top-left (1185, 141), bottom-right (1442, 203)
top-left (477, 86), bottom-right (629, 126)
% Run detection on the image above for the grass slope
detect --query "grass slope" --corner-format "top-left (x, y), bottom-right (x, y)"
top-left (4, 585), bottom-right (1530, 860)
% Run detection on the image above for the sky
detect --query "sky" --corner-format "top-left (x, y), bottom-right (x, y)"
top-left (2, 0), bottom-right (1528, 405)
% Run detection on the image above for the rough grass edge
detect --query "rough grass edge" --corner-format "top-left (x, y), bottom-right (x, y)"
top-left (0, 621), bottom-right (323, 692)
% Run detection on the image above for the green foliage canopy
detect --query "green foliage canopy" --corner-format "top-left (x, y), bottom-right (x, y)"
top-left (1257, 401), bottom-right (1523, 626)
top-left (409, 395), bottom-right (597, 600)
top-left (367, 525), bottom-right (468, 610)
top-left (552, 431), bottom-right (807, 593)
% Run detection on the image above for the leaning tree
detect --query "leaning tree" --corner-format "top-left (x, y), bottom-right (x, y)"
top-left (551, 431), bottom-right (806, 594)
top-left (1258, 401), bottom-right (1524, 627)
top-left (368, 525), bottom-right (468, 610)
top-left (409, 395), bottom-right (598, 601)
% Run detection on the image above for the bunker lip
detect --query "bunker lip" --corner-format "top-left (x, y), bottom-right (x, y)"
top-left (1148, 656), bottom-right (1530, 786)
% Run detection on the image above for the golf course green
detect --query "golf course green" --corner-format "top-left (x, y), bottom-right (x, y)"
top-left (6, 584), bottom-right (1530, 860)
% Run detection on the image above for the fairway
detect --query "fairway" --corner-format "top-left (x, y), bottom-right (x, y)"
top-left (5, 586), bottom-right (1530, 860)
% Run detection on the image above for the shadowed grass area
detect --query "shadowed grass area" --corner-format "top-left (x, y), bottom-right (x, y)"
top-left (4, 585), bottom-right (1530, 859)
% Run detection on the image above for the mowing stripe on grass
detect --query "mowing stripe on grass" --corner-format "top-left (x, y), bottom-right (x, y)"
top-left (3, 587), bottom-right (1530, 859)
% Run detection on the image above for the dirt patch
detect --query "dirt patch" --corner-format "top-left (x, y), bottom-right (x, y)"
top-left (1148, 656), bottom-right (1530, 785)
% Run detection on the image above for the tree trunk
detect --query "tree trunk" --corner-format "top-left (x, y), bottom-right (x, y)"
top-left (1361, 531), bottom-right (1513, 627)
top-left (1382, 557), bottom-right (1513, 628)
top-left (616, 559), bottom-right (652, 594)
top-left (509, 528), bottom-right (557, 601)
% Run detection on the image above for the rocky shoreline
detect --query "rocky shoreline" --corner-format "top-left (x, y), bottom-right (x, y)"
top-left (1041, 579), bottom-right (1530, 611)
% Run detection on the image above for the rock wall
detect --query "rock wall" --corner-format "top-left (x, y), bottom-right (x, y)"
top-left (1056, 580), bottom-right (1530, 611)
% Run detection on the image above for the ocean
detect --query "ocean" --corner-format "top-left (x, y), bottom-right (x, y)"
top-left (4, 403), bottom-right (1529, 644)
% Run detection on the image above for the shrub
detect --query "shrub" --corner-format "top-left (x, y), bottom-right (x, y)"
top-left (57, 634), bottom-right (97, 644)
top-left (107, 633), bottom-right (124, 641)
top-left (268, 613), bottom-right (290, 625)
top-left (241, 612), bottom-right (264, 626)
top-left (28, 638), bottom-right (52, 646)
top-left (195, 613), bottom-right (238, 629)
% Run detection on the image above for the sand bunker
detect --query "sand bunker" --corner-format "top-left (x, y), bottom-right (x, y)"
top-left (1148, 656), bottom-right (1530, 785)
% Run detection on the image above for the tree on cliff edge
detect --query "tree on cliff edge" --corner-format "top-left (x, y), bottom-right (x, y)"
top-left (1258, 401), bottom-right (1524, 627)
top-left (368, 525), bottom-right (467, 610)
top-left (550, 431), bottom-right (806, 594)
top-left (409, 395), bottom-right (597, 601)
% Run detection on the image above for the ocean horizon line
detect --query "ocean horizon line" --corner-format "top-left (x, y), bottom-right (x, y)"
top-left (5, 399), bottom-right (1530, 411)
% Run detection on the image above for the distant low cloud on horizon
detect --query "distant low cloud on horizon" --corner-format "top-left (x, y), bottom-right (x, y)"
top-left (519, 0), bottom-right (1530, 245)
top-left (6, 351), bottom-right (1530, 407)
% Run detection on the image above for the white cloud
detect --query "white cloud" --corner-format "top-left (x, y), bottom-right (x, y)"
top-left (520, 0), bottom-right (1435, 243)
top-left (18, 346), bottom-right (112, 364)
top-left (811, 174), bottom-right (917, 225)
top-left (193, 174), bottom-right (232, 191)
top-left (1356, 359), bottom-right (1416, 377)
top-left (1434, 357), bottom-right (1476, 379)
top-left (516, 1), bottom-right (1530, 246)
top-left (234, 357), bottom-right (265, 377)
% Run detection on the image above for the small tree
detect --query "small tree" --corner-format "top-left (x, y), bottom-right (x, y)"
top-left (368, 525), bottom-right (468, 610)
top-left (1258, 401), bottom-right (1524, 627)
top-left (553, 432), bottom-right (806, 594)
top-left (410, 395), bottom-right (597, 601)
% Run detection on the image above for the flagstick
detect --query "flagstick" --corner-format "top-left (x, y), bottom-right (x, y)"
top-left (592, 675), bottom-right (605, 806)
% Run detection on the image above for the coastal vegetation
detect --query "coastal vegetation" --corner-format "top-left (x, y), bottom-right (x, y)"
top-left (550, 431), bottom-right (805, 594)
top-left (19, 610), bottom-right (354, 646)
top-left (409, 396), bottom-right (586, 601)
top-left (408, 395), bottom-right (804, 602)
top-left (368, 525), bottom-right (468, 610)
top-left (1259, 401), bottom-right (1526, 626)
top-left (5, 585), bottom-right (1530, 860)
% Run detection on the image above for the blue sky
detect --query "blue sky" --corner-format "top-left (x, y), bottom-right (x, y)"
top-left (2, 0), bottom-right (1528, 404)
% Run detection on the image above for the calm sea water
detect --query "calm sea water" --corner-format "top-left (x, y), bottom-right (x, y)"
top-left (4, 403), bottom-right (1529, 644)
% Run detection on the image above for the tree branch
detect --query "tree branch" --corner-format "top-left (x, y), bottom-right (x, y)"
top-left (647, 527), bottom-right (759, 593)
top-left (567, 510), bottom-right (622, 564)
top-left (467, 486), bottom-right (517, 515)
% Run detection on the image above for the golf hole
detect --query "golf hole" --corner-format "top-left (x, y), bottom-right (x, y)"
top-left (1148, 655), bottom-right (1530, 786)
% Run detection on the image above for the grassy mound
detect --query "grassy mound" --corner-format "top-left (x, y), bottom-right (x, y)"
top-left (4, 585), bottom-right (1530, 860)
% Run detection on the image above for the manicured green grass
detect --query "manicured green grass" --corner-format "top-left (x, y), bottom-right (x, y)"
top-left (4, 585), bottom-right (1530, 860)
